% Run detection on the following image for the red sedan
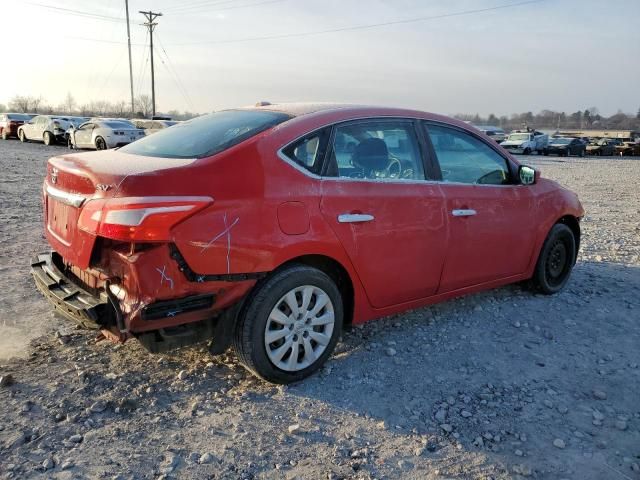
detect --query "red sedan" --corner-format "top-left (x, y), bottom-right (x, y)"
top-left (32, 104), bottom-right (584, 383)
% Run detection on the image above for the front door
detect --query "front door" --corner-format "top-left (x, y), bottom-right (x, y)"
top-left (319, 119), bottom-right (447, 309)
top-left (74, 123), bottom-right (94, 148)
top-left (424, 122), bottom-right (537, 293)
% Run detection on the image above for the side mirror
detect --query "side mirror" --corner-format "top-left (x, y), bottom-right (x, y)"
top-left (519, 165), bottom-right (536, 185)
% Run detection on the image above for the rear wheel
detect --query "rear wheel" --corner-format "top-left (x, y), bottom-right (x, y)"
top-left (1, 129), bottom-right (7, 140)
top-left (531, 224), bottom-right (576, 294)
top-left (232, 265), bottom-right (343, 383)
top-left (95, 137), bottom-right (107, 150)
top-left (43, 131), bottom-right (54, 146)
top-left (579, 148), bottom-right (584, 157)
top-left (524, 147), bottom-right (531, 155)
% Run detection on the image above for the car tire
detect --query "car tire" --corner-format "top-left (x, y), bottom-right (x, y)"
top-left (43, 131), bottom-right (54, 146)
top-left (1, 130), bottom-right (7, 140)
top-left (579, 149), bottom-right (584, 157)
top-left (95, 137), bottom-right (107, 150)
top-left (531, 223), bottom-right (576, 295)
top-left (19, 130), bottom-right (27, 142)
top-left (524, 147), bottom-right (531, 155)
top-left (232, 264), bottom-right (344, 384)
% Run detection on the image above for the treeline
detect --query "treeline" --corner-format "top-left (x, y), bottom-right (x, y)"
top-left (455, 107), bottom-right (640, 131)
top-left (0, 94), bottom-right (200, 121)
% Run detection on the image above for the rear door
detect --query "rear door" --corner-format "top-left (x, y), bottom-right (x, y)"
top-left (318, 118), bottom-right (447, 309)
top-left (424, 122), bottom-right (537, 293)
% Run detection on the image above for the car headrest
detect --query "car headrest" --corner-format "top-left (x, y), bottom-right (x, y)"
top-left (352, 138), bottom-right (389, 171)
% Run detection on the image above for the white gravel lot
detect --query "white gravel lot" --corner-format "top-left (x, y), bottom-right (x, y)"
top-left (0, 140), bottom-right (638, 480)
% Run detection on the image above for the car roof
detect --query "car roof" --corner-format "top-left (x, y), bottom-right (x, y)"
top-left (238, 102), bottom-right (476, 128)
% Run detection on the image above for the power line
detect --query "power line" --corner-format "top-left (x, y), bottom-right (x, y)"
top-left (169, 0), bottom-right (286, 15)
top-left (22, 1), bottom-right (128, 23)
top-left (155, 34), bottom-right (197, 112)
top-left (162, 0), bottom-right (242, 13)
top-left (171, 0), bottom-right (544, 46)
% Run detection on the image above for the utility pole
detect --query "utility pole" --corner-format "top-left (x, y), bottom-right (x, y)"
top-left (125, 0), bottom-right (134, 116)
top-left (139, 10), bottom-right (162, 117)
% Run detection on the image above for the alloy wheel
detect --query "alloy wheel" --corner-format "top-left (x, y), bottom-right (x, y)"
top-left (264, 285), bottom-right (335, 372)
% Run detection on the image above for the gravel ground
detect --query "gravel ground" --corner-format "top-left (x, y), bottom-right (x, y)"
top-left (0, 140), bottom-right (639, 480)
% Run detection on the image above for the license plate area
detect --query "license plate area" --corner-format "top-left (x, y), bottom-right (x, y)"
top-left (47, 197), bottom-right (78, 246)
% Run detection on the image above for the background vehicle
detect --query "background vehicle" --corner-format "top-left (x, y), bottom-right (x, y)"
top-left (132, 119), bottom-right (179, 135)
top-left (32, 104), bottom-right (583, 383)
top-left (615, 141), bottom-right (640, 156)
top-left (545, 137), bottom-right (586, 157)
top-left (586, 138), bottom-right (621, 156)
top-left (0, 113), bottom-right (33, 139)
top-left (18, 115), bottom-right (75, 145)
top-left (500, 130), bottom-right (549, 154)
top-left (473, 125), bottom-right (506, 143)
top-left (68, 120), bottom-right (145, 150)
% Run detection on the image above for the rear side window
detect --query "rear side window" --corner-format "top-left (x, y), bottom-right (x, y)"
top-left (281, 128), bottom-right (330, 175)
top-left (120, 110), bottom-right (291, 159)
top-left (327, 120), bottom-right (425, 181)
top-left (426, 123), bottom-right (511, 185)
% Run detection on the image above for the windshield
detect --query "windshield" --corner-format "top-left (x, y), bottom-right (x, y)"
top-left (508, 133), bottom-right (530, 141)
top-left (120, 110), bottom-right (291, 159)
top-left (551, 138), bottom-right (571, 145)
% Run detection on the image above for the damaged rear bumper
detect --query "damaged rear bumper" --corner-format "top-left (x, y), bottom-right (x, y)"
top-left (31, 252), bottom-right (110, 329)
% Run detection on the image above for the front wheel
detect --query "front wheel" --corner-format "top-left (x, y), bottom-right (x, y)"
top-left (19, 130), bottom-right (27, 142)
top-left (523, 147), bottom-right (531, 155)
top-left (1, 130), bottom-right (8, 140)
top-left (531, 224), bottom-right (576, 294)
top-left (232, 265), bottom-right (344, 383)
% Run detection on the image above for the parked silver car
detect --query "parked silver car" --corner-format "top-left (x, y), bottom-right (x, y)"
top-left (132, 118), bottom-right (179, 135)
top-left (18, 115), bottom-right (80, 145)
top-left (68, 120), bottom-right (145, 150)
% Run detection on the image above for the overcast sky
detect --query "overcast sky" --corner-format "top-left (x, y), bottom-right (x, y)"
top-left (2, 0), bottom-right (638, 116)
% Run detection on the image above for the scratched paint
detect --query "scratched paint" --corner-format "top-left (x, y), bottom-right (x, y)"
top-left (200, 213), bottom-right (240, 274)
top-left (155, 265), bottom-right (174, 289)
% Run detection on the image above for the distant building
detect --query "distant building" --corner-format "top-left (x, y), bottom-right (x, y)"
top-left (556, 129), bottom-right (638, 140)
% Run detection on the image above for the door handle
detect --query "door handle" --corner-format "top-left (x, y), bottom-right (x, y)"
top-left (451, 209), bottom-right (477, 217)
top-left (337, 213), bottom-right (375, 223)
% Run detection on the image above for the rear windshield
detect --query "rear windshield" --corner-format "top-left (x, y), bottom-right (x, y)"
top-left (104, 121), bottom-right (134, 129)
top-left (120, 110), bottom-right (291, 159)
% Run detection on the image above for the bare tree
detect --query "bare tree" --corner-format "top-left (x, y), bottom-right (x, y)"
top-left (0, 103), bottom-right (6, 112)
top-left (9, 95), bottom-right (40, 113)
top-left (63, 92), bottom-right (76, 114)
top-left (135, 95), bottom-right (153, 118)
top-left (112, 100), bottom-right (129, 118)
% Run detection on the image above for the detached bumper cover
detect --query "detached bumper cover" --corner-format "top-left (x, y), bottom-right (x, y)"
top-left (31, 252), bottom-right (108, 328)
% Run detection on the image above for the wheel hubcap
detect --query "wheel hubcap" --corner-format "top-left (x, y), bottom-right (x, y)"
top-left (264, 285), bottom-right (335, 372)
top-left (546, 240), bottom-right (567, 279)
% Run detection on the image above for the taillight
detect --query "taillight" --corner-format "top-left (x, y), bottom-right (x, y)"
top-left (78, 196), bottom-right (213, 241)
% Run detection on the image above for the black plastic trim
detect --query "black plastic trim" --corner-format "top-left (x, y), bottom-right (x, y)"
top-left (169, 244), bottom-right (268, 283)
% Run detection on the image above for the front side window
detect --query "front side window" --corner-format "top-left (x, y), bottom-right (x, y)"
top-left (426, 123), bottom-right (511, 185)
top-left (327, 120), bottom-right (425, 181)
top-left (281, 128), bottom-right (330, 175)
top-left (120, 110), bottom-right (291, 159)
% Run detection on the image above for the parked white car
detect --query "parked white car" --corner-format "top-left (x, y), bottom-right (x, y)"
top-left (68, 120), bottom-right (145, 150)
top-left (132, 118), bottom-right (179, 135)
top-left (17, 115), bottom-right (79, 145)
top-left (500, 130), bottom-right (549, 155)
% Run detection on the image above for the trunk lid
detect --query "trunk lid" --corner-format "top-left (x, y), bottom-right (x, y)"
top-left (44, 150), bottom-right (199, 268)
